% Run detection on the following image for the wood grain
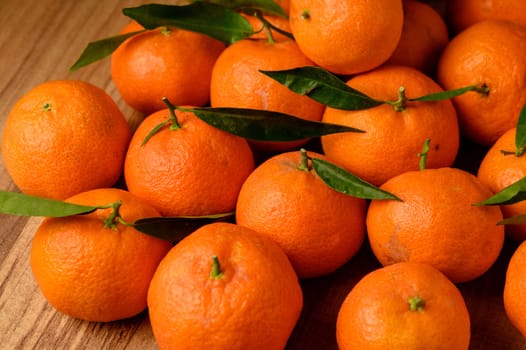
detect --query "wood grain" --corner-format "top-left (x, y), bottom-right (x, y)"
top-left (0, 1), bottom-right (525, 349)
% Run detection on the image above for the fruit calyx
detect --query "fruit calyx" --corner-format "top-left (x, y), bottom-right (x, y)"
top-left (297, 148), bottom-right (311, 172)
top-left (474, 83), bottom-right (490, 97)
top-left (141, 97), bottom-right (181, 146)
top-left (387, 86), bottom-right (409, 112)
top-left (101, 200), bottom-right (133, 229)
top-left (210, 255), bottom-right (225, 279)
top-left (43, 102), bottom-right (52, 112)
top-left (300, 9), bottom-right (310, 20)
top-left (159, 26), bottom-right (171, 36)
top-left (408, 295), bottom-right (426, 312)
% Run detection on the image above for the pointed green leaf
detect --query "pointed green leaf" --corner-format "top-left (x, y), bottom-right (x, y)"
top-left (0, 191), bottom-right (98, 217)
top-left (133, 212), bottom-right (234, 242)
top-left (475, 176), bottom-right (526, 206)
top-left (515, 103), bottom-right (526, 152)
top-left (260, 66), bottom-right (383, 110)
top-left (410, 84), bottom-right (482, 102)
top-left (182, 106), bottom-right (364, 141)
top-left (193, 0), bottom-right (287, 17)
top-left (69, 30), bottom-right (145, 71)
top-left (123, 2), bottom-right (254, 44)
top-left (311, 158), bottom-right (401, 201)
top-left (498, 213), bottom-right (526, 226)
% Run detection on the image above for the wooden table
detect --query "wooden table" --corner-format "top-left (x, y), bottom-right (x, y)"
top-left (0, 1), bottom-right (525, 349)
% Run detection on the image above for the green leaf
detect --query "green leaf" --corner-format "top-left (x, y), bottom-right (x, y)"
top-left (260, 66), bottom-right (383, 110)
top-left (498, 213), bottom-right (526, 226)
top-left (69, 30), bottom-right (144, 72)
top-left (475, 176), bottom-right (526, 206)
top-left (123, 2), bottom-right (254, 44)
top-left (182, 106), bottom-right (364, 141)
top-left (133, 212), bottom-right (234, 242)
top-left (0, 191), bottom-right (98, 217)
top-left (310, 158), bottom-right (401, 201)
top-left (410, 84), bottom-right (483, 102)
top-left (193, 0), bottom-right (287, 17)
top-left (515, 103), bottom-right (526, 152)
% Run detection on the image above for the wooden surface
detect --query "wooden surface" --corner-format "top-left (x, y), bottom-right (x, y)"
top-left (0, 1), bottom-right (525, 349)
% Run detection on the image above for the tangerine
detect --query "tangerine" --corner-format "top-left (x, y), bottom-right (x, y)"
top-left (1, 80), bottom-right (131, 200)
top-left (385, 0), bottom-right (449, 75)
top-left (30, 188), bottom-right (173, 322)
top-left (446, 0), bottom-right (526, 34)
top-left (437, 19), bottom-right (526, 145)
top-left (321, 65), bottom-right (459, 186)
top-left (478, 127), bottom-right (526, 241)
top-left (124, 106), bottom-right (255, 217)
top-left (235, 149), bottom-right (366, 278)
top-left (288, 0), bottom-right (404, 75)
top-left (147, 222), bottom-right (303, 350)
top-left (336, 262), bottom-right (471, 350)
top-left (366, 167), bottom-right (504, 283)
top-left (504, 240), bottom-right (526, 339)
top-left (111, 22), bottom-right (225, 114)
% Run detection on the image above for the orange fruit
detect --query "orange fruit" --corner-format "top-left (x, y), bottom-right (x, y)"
top-left (147, 222), bottom-right (303, 350)
top-left (321, 65), bottom-right (459, 186)
top-left (504, 240), bottom-right (526, 339)
top-left (111, 22), bottom-right (225, 115)
top-left (478, 127), bottom-right (526, 241)
top-left (1, 80), bottom-right (131, 200)
top-left (210, 38), bottom-right (325, 152)
top-left (366, 167), bottom-right (505, 283)
top-left (124, 107), bottom-right (255, 217)
top-left (437, 19), bottom-right (526, 146)
top-left (30, 188), bottom-right (173, 322)
top-left (385, 0), bottom-right (449, 75)
top-left (235, 150), bottom-right (366, 278)
top-left (336, 262), bottom-right (471, 350)
top-left (446, 0), bottom-right (526, 34)
top-left (288, 0), bottom-right (404, 75)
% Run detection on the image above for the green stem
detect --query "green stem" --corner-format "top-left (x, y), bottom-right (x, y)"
top-left (408, 295), bottom-right (425, 312)
top-left (210, 255), bottom-right (224, 279)
top-left (160, 26), bottom-right (171, 36)
top-left (418, 139), bottom-right (431, 171)
top-left (162, 97), bottom-right (182, 130)
top-left (297, 148), bottom-right (310, 171)
top-left (101, 200), bottom-right (133, 229)
top-left (501, 147), bottom-right (526, 157)
top-left (141, 97), bottom-right (182, 146)
top-left (474, 83), bottom-right (490, 97)
top-left (386, 86), bottom-right (408, 112)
